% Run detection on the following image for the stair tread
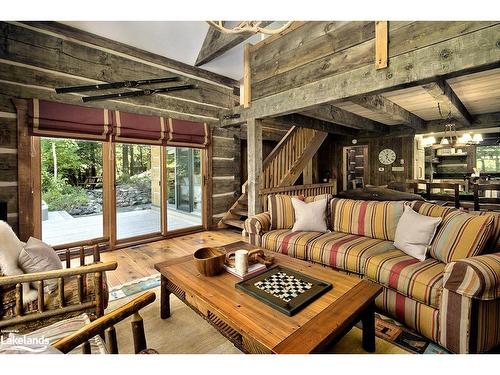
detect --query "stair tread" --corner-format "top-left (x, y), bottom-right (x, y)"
top-left (231, 208), bottom-right (248, 216)
top-left (223, 219), bottom-right (245, 229)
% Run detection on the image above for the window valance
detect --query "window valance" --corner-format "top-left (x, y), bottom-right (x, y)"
top-left (28, 99), bottom-right (112, 141)
top-left (27, 99), bottom-right (210, 148)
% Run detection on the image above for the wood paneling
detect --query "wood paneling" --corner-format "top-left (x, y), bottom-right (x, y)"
top-left (324, 135), bottom-right (414, 190)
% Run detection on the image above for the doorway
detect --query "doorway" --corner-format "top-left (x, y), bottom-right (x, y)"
top-left (343, 145), bottom-right (369, 191)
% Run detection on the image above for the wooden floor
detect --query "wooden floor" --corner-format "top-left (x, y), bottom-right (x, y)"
top-left (100, 229), bottom-right (243, 288)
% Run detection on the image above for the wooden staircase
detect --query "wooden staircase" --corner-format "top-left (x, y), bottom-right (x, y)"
top-left (219, 126), bottom-right (328, 230)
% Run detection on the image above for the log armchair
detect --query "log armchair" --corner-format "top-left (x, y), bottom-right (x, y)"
top-left (0, 238), bottom-right (117, 335)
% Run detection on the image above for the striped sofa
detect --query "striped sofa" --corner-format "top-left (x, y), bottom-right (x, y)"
top-left (244, 195), bottom-right (500, 354)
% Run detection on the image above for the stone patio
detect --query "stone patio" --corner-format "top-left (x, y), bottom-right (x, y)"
top-left (42, 208), bottom-right (201, 246)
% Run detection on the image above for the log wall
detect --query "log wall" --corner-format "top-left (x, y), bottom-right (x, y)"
top-left (0, 21), bottom-right (240, 233)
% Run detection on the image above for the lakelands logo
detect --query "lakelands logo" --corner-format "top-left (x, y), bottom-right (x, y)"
top-left (0, 335), bottom-right (50, 353)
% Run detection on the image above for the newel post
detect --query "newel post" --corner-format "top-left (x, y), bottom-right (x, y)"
top-left (247, 118), bottom-right (262, 217)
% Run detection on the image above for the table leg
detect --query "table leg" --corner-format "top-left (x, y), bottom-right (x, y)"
top-left (160, 275), bottom-right (171, 319)
top-left (361, 302), bottom-right (376, 353)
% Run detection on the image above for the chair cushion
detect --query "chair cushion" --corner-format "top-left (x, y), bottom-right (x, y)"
top-left (268, 194), bottom-right (332, 230)
top-left (5, 313), bottom-right (108, 354)
top-left (430, 211), bottom-right (494, 263)
top-left (261, 230), bottom-right (324, 260)
top-left (307, 231), bottom-right (397, 274)
top-left (330, 198), bottom-right (405, 241)
top-left (365, 249), bottom-right (445, 308)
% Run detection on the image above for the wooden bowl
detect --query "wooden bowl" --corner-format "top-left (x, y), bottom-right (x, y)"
top-left (193, 247), bottom-right (226, 276)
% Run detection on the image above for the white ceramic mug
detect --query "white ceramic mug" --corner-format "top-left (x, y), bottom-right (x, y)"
top-left (235, 249), bottom-right (249, 276)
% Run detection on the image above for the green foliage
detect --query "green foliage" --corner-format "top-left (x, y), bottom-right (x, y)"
top-left (43, 177), bottom-right (88, 211)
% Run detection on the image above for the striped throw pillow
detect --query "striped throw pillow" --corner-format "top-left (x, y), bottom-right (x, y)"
top-left (268, 194), bottom-right (332, 230)
top-left (430, 211), bottom-right (494, 263)
top-left (330, 198), bottom-right (405, 241)
top-left (409, 201), bottom-right (458, 218)
top-left (467, 211), bottom-right (500, 253)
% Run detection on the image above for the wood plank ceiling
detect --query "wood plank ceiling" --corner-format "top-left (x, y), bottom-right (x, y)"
top-left (316, 67), bottom-right (500, 130)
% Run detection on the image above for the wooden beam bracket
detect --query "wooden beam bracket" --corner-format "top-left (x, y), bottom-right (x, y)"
top-left (375, 21), bottom-right (388, 69)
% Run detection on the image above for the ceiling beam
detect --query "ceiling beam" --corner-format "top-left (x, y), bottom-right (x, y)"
top-left (220, 24), bottom-right (500, 126)
top-left (350, 95), bottom-right (426, 131)
top-left (302, 105), bottom-right (388, 133)
top-left (20, 21), bottom-right (240, 91)
top-left (195, 22), bottom-right (273, 66)
top-left (268, 113), bottom-right (359, 137)
top-left (421, 79), bottom-right (474, 126)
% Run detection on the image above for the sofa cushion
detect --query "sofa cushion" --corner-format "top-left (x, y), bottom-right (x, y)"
top-left (330, 198), bottom-right (405, 241)
top-left (365, 249), bottom-right (445, 308)
top-left (468, 211), bottom-right (500, 253)
top-left (268, 194), bottom-right (332, 230)
top-left (261, 230), bottom-right (324, 260)
top-left (430, 211), bottom-right (494, 263)
top-left (307, 231), bottom-right (397, 274)
top-left (409, 201), bottom-right (458, 218)
top-left (394, 205), bottom-right (443, 261)
top-left (291, 198), bottom-right (328, 232)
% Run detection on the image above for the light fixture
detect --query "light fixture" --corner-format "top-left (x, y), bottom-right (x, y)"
top-left (423, 136), bottom-right (436, 146)
top-left (440, 136), bottom-right (450, 145)
top-left (459, 133), bottom-right (472, 143)
top-left (472, 134), bottom-right (483, 143)
top-left (206, 21), bottom-right (294, 35)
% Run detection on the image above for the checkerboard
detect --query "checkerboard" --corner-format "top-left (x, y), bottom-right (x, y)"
top-left (254, 271), bottom-right (313, 303)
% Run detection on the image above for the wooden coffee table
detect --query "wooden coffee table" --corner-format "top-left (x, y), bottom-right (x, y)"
top-left (154, 241), bottom-right (382, 354)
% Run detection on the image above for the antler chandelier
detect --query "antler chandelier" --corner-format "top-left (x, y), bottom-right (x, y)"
top-left (206, 21), bottom-right (294, 35)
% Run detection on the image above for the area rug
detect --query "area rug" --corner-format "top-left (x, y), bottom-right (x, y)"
top-left (108, 274), bottom-right (161, 302)
top-left (107, 277), bottom-right (448, 354)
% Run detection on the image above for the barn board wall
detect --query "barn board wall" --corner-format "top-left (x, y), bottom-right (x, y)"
top-left (249, 21), bottom-right (498, 101)
top-left (320, 134), bottom-right (415, 190)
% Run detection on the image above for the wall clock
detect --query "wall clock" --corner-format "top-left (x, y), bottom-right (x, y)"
top-left (378, 148), bottom-right (396, 165)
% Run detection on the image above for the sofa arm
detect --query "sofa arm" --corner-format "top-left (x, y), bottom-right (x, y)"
top-left (244, 212), bottom-right (271, 246)
top-left (443, 252), bottom-right (500, 300)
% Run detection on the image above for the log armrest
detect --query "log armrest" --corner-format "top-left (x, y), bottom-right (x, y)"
top-left (244, 212), bottom-right (271, 246)
top-left (53, 291), bottom-right (156, 354)
top-left (0, 261), bottom-right (118, 288)
top-left (443, 252), bottom-right (500, 300)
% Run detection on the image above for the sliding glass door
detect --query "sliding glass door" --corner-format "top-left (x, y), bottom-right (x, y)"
top-left (38, 139), bottom-right (204, 247)
top-left (115, 143), bottom-right (162, 240)
top-left (166, 147), bottom-right (202, 231)
top-left (40, 138), bottom-right (104, 246)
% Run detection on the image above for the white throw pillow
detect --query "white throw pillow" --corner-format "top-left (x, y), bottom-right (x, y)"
top-left (291, 198), bottom-right (328, 232)
top-left (19, 237), bottom-right (63, 292)
top-left (0, 221), bottom-right (38, 303)
top-left (394, 206), bottom-right (442, 261)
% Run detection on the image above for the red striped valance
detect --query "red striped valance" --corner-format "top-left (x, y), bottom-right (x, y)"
top-left (167, 118), bottom-right (209, 148)
top-left (114, 111), bottom-right (167, 145)
top-left (27, 99), bottom-right (209, 148)
top-left (28, 99), bottom-right (112, 141)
